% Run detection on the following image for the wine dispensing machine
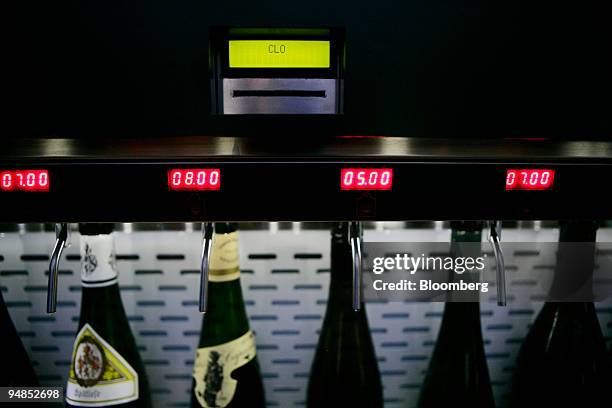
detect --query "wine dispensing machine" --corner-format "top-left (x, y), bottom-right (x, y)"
top-left (3, 4), bottom-right (612, 408)
top-left (2, 138), bottom-right (612, 406)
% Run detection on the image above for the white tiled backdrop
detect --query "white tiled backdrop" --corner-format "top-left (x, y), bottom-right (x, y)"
top-left (1, 225), bottom-right (611, 407)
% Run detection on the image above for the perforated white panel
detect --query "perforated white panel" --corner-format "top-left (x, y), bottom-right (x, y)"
top-left (1, 227), bottom-right (611, 407)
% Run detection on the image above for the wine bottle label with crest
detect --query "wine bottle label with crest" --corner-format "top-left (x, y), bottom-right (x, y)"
top-left (209, 231), bottom-right (241, 282)
top-left (80, 235), bottom-right (119, 288)
top-left (192, 330), bottom-right (256, 408)
top-left (66, 324), bottom-right (138, 406)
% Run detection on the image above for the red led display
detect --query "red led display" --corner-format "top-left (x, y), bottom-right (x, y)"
top-left (168, 169), bottom-right (221, 191)
top-left (1, 170), bottom-right (50, 192)
top-left (341, 168), bottom-right (393, 191)
top-left (506, 169), bottom-right (555, 190)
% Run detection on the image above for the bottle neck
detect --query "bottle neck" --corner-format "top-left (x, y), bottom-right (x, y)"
top-left (450, 222), bottom-right (482, 244)
top-left (206, 279), bottom-right (246, 312)
top-left (210, 229), bottom-right (241, 283)
top-left (330, 224), bottom-right (353, 283)
top-left (198, 227), bottom-right (249, 346)
top-left (447, 224), bottom-right (483, 302)
top-left (80, 233), bottom-right (119, 288)
top-left (80, 283), bottom-right (122, 307)
top-left (198, 277), bottom-right (249, 347)
top-left (441, 301), bottom-right (482, 324)
top-left (548, 221), bottom-right (597, 300)
top-left (77, 229), bottom-right (128, 329)
top-left (208, 225), bottom-right (243, 304)
top-left (440, 224), bottom-right (484, 323)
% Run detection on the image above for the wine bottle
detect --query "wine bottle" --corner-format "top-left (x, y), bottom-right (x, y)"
top-left (0, 289), bottom-right (38, 386)
top-left (418, 221), bottom-right (494, 408)
top-left (510, 221), bottom-right (612, 407)
top-left (66, 224), bottom-right (151, 407)
top-left (190, 223), bottom-right (265, 408)
top-left (307, 222), bottom-right (383, 408)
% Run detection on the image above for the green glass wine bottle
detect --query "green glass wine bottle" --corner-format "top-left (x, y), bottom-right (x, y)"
top-left (0, 289), bottom-right (38, 386)
top-left (66, 223), bottom-right (151, 407)
top-left (190, 223), bottom-right (265, 408)
top-left (510, 221), bottom-right (612, 407)
top-left (307, 222), bottom-right (383, 408)
top-left (418, 221), bottom-right (494, 408)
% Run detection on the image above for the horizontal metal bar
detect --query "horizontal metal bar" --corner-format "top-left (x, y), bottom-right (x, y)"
top-left (233, 90), bottom-right (326, 97)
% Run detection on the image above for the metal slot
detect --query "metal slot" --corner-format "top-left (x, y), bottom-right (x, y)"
top-left (233, 90), bottom-right (326, 98)
top-left (222, 78), bottom-right (337, 114)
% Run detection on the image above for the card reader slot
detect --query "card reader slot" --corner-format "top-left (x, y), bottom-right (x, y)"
top-left (232, 90), bottom-right (326, 98)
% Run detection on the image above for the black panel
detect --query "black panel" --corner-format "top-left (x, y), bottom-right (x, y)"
top-left (1, 161), bottom-right (611, 222)
top-left (5, 1), bottom-right (611, 139)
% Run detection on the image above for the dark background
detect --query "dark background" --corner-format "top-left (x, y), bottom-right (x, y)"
top-left (6, 1), bottom-right (611, 139)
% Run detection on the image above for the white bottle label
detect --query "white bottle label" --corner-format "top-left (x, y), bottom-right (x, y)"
top-left (66, 324), bottom-right (139, 407)
top-left (209, 231), bottom-right (240, 282)
top-left (80, 235), bottom-right (119, 287)
top-left (192, 330), bottom-right (257, 408)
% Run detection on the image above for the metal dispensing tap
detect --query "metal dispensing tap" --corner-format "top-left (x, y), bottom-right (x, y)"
top-left (47, 223), bottom-right (69, 314)
top-left (488, 221), bottom-right (507, 306)
top-left (349, 221), bottom-right (363, 312)
top-left (199, 222), bottom-right (214, 313)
